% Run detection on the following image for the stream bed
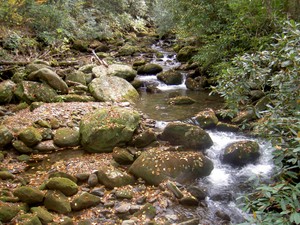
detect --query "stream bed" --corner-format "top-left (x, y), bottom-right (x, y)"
top-left (133, 41), bottom-right (275, 224)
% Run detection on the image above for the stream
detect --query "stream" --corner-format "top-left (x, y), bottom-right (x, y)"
top-left (134, 41), bottom-right (275, 224)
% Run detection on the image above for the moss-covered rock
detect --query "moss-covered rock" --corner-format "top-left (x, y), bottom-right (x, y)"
top-left (12, 140), bottom-right (33, 154)
top-left (80, 106), bottom-right (140, 153)
top-left (65, 70), bottom-right (87, 86)
top-left (0, 202), bottom-right (21, 223)
top-left (27, 68), bottom-right (68, 94)
top-left (177, 46), bottom-right (198, 62)
top-left (0, 80), bottom-right (16, 104)
top-left (137, 63), bottom-right (163, 75)
top-left (18, 126), bottom-right (42, 147)
top-left (45, 177), bottom-right (78, 196)
top-left (0, 125), bottom-right (13, 148)
top-left (129, 147), bottom-right (214, 185)
top-left (13, 186), bottom-right (44, 204)
top-left (30, 206), bottom-right (54, 224)
top-left (14, 213), bottom-right (42, 225)
top-left (53, 127), bottom-right (80, 147)
top-left (118, 44), bottom-right (140, 56)
top-left (112, 147), bottom-right (135, 164)
top-left (168, 96), bottom-right (196, 105)
top-left (131, 129), bottom-right (157, 148)
top-left (44, 190), bottom-right (71, 214)
top-left (222, 140), bottom-right (260, 167)
top-left (216, 122), bottom-right (239, 132)
top-left (185, 76), bottom-right (208, 90)
top-left (88, 76), bottom-right (139, 102)
top-left (133, 203), bottom-right (156, 219)
top-left (0, 171), bottom-right (15, 180)
top-left (157, 70), bottom-right (183, 85)
top-left (194, 108), bottom-right (219, 129)
top-left (14, 81), bottom-right (58, 103)
top-left (97, 165), bottom-right (135, 189)
top-left (107, 64), bottom-right (137, 82)
top-left (71, 192), bottom-right (101, 211)
top-left (159, 122), bottom-right (213, 150)
top-left (48, 172), bottom-right (78, 183)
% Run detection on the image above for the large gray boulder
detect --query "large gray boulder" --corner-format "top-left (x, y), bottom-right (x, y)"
top-left (157, 70), bottom-right (183, 85)
top-left (129, 147), bottom-right (214, 185)
top-left (222, 140), bottom-right (260, 167)
top-left (159, 122), bottom-right (213, 150)
top-left (80, 106), bottom-right (140, 153)
top-left (0, 80), bottom-right (16, 103)
top-left (14, 81), bottom-right (58, 103)
top-left (27, 68), bottom-right (68, 94)
top-left (89, 76), bottom-right (139, 102)
top-left (107, 64), bottom-right (137, 82)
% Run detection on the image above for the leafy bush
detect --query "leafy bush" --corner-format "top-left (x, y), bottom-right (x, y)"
top-left (212, 20), bottom-right (300, 225)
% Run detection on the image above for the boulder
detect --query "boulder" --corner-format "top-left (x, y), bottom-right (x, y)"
top-left (13, 213), bottom-right (42, 225)
top-left (131, 129), bottom-right (157, 148)
top-left (48, 172), bottom-right (78, 183)
top-left (45, 177), bottom-right (78, 196)
top-left (53, 127), bottom-right (80, 147)
top-left (168, 96), bottom-right (195, 105)
top-left (92, 65), bottom-right (108, 78)
top-left (185, 77), bottom-right (208, 90)
top-left (71, 192), bottom-right (101, 211)
top-left (97, 165), bottom-right (135, 189)
top-left (30, 207), bottom-right (54, 224)
top-left (33, 140), bottom-right (60, 153)
top-left (80, 106), bottom-right (140, 153)
top-left (112, 147), bottom-right (135, 164)
top-left (0, 202), bottom-right (21, 223)
top-left (88, 76), bottom-right (139, 102)
top-left (12, 140), bottom-right (33, 153)
top-left (106, 64), bottom-right (137, 82)
top-left (26, 63), bottom-right (52, 74)
top-left (0, 171), bottom-right (14, 180)
top-left (14, 81), bottom-right (58, 103)
top-left (27, 68), bottom-right (68, 94)
top-left (18, 127), bottom-right (43, 147)
top-left (232, 110), bottom-right (256, 124)
top-left (0, 125), bottom-right (13, 148)
top-left (0, 80), bottom-right (16, 104)
top-left (159, 122), bottom-right (213, 150)
top-left (177, 46), bottom-right (198, 62)
top-left (129, 147), bottom-right (214, 185)
top-left (118, 44), bottom-right (140, 56)
top-left (65, 70), bottom-right (87, 86)
top-left (157, 70), bottom-right (183, 85)
top-left (13, 186), bottom-right (44, 204)
top-left (222, 140), bottom-right (260, 167)
top-left (44, 190), bottom-right (71, 214)
top-left (137, 63), bottom-right (163, 75)
top-left (194, 108), bottom-right (219, 129)
top-left (216, 122), bottom-right (239, 132)
top-left (18, 126), bottom-right (42, 147)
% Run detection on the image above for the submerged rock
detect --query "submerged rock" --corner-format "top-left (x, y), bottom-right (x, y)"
top-left (222, 140), bottom-right (260, 167)
top-left (159, 122), bottom-right (213, 150)
top-left (168, 96), bottom-right (195, 105)
top-left (80, 106), bottom-right (140, 153)
top-left (129, 147), bottom-right (214, 185)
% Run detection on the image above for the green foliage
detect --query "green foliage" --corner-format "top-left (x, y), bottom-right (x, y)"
top-left (213, 20), bottom-right (300, 225)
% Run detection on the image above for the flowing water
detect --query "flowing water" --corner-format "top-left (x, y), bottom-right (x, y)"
top-left (134, 41), bottom-right (275, 224)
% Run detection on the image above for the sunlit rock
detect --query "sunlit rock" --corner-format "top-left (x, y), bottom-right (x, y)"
top-left (194, 108), bottom-right (218, 129)
top-left (221, 140), bottom-right (260, 167)
top-left (159, 122), bottom-right (213, 150)
top-left (80, 106), bottom-right (140, 153)
top-left (129, 147), bottom-right (214, 185)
